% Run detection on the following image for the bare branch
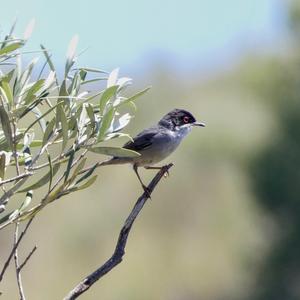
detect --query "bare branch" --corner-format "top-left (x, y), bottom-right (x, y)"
top-left (64, 163), bottom-right (173, 300)
top-left (0, 177), bottom-right (30, 207)
top-left (0, 172), bottom-right (33, 187)
top-left (14, 223), bottom-right (26, 300)
top-left (18, 245), bottom-right (37, 272)
top-left (0, 217), bottom-right (34, 282)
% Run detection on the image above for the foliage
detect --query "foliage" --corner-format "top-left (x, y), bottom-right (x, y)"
top-left (0, 21), bottom-right (149, 229)
top-left (249, 3), bottom-right (300, 299)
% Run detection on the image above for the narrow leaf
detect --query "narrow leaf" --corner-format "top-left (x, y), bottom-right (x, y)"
top-left (64, 149), bottom-right (75, 183)
top-left (97, 108), bottom-right (115, 142)
top-left (77, 67), bottom-right (108, 74)
top-left (75, 175), bottom-right (97, 191)
top-left (116, 86), bottom-right (151, 107)
top-left (1, 81), bottom-right (13, 105)
top-left (24, 103), bottom-right (59, 135)
top-left (86, 104), bottom-right (95, 128)
top-left (0, 42), bottom-right (23, 56)
top-left (0, 106), bottom-right (13, 150)
top-left (66, 158), bottom-right (87, 186)
top-left (57, 104), bottom-right (68, 150)
top-left (107, 68), bottom-right (119, 87)
top-left (23, 19), bottom-right (35, 40)
top-left (23, 79), bottom-right (45, 104)
top-left (17, 163), bottom-right (60, 192)
top-left (99, 85), bottom-right (118, 114)
top-left (40, 44), bottom-right (55, 72)
top-left (88, 146), bottom-right (140, 157)
top-left (42, 118), bottom-right (55, 146)
top-left (0, 153), bottom-right (6, 179)
top-left (75, 163), bottom-right (98, 185)
top-left (65, 35), bottom-right (79, 75)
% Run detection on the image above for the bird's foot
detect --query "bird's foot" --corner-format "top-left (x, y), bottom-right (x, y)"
top-left (145, 165), bottom-right (170, 178)
top-left (142, 184), bottom-right (152, 199)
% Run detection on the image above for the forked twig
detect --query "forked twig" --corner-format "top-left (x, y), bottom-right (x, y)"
top-left (0, 217), bottom-right (34, 282)
top-left (64, 163), bottom-right (173, 300)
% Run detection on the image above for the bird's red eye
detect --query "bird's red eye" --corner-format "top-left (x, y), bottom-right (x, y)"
top-left (183, 116), bottom-right (189, 123)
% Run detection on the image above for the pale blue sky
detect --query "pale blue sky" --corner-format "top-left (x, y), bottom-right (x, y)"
top-left (1, 0), bottom-right (284, 73)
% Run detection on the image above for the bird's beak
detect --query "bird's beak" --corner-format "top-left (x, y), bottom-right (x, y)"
top-left (192, 121), bottom-right (206, 127)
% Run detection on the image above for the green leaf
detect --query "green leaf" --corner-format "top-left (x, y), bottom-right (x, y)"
top-left (99, 85), bottom-right (118, 114)
top-left (75, 163), bottom-right (98, 185)
top-left (68, 116), bottom-right (78, 138)
top-left (1, 81), bottom-right (13, 106)
top-left (42, 118), bottom-right (55, 146)
top-left (59, 79), bottom-right (68, 97)
top-left (23, 19), bottom-right (35, 40)
top-left (40, 44), bottom-right (55, 72)
top-left (75, 175), bottom-right (97, 191)
top-left (112, 113), bottom-right (132, 132)
top-left (81, 77), bottom-right (107, 85)
top-left (24, 103), bottom-right (59, 135)
top-left (116, 86), bottom-right (151, 107)
top-left (64, 149), bottom-right (75, 183)
top-left (88, 146), bottom-right (140, 157)
top-left (18, 58), bottom-right (39, 96)
top-left (107, 68), bottom-right (119, 87)
top-left (0, 153), bottom-right (6, 179)
top-left (11, 106), bottom-right (27, 118)
top-left (97, 107), bottom-right (115, 142)
top-left (65, 158), bottom-right (87, 187)
top-left (104, 132), bottom-right (133, 142)
top-left (66, 175), bottom-right (97, 194)
top-left (17, 163), bottom-right (60, 193)
top-left (86, 104), bottom-right (95, 129)
top-left (23, 79), bottom-right (45, 104)
top-left (65, 35), bottom-right (79, 76)
top-left (79, 69), bottom-right (87, 80)
top-left (0, 42), bottom-right (23, 56)
top-left (68, 72), bottom-right (81, 96)
top-left (0, 106), bottom-right (13, 150)
top-left (57, 104), bottom-right (68, 150)
top-left (3, 69), bottom-right (15, 83)
top-left (77, 67), bottom-right (108, 74)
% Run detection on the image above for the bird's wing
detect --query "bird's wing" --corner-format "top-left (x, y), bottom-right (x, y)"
top-left (123, 128), bottom-right (158, 152)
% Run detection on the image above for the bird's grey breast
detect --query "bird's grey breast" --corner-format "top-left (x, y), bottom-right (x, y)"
top-left (134, 125), bottom-right (189, 166)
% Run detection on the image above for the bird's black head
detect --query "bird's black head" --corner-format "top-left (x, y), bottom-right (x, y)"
top-left (159, 108), bottom-right (205, 129)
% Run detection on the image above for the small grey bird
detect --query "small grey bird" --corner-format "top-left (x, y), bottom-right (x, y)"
top-left (100, 108), bottom-right (205, 194)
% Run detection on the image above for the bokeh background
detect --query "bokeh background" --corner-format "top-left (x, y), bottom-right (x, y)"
top-left (1, 0), bottom-right (300, 299)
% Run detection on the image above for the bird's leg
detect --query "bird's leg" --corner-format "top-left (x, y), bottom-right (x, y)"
top-left (133, 164), bottom-right (151, 198)
top-left (144, 166), bottom-right (170, 177)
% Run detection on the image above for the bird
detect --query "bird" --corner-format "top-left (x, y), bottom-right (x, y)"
top-left (100, 108), bottom-right (205, 195)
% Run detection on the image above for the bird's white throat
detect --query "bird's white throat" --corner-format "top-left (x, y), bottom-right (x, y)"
top-left (174, 124), bottom-right (192, 141)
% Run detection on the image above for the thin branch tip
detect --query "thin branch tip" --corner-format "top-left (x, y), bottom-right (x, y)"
top-left (64, 163), bottom-right (173, 300)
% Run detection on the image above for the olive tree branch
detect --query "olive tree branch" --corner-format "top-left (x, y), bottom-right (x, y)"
top-left (0, 217), bottom-right (34, 282)
top-left (13, 222), bottom-right (26, 300)
top-left (18, 245), bottom-right (37, 272)
top-left (0, 172), bottom-right (33, 187)
top-left (64, 163), bottom-right (173, 300)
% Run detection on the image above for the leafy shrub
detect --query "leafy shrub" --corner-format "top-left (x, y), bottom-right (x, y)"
top-left (0, 21), bottom-right (149, 229)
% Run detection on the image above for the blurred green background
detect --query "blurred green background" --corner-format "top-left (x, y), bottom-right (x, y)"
top-left (1, 0), bottom-right (300, 299)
